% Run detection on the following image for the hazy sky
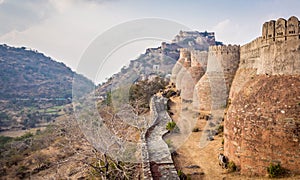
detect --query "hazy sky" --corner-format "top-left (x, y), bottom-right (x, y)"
top-left (0, 0), bottom-right (299, 84)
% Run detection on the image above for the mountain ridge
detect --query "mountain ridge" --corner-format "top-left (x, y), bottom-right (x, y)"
top-left (0, 44), bottom-right (94, 100)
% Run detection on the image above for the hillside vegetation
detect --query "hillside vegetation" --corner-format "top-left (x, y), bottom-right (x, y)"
top-left (0, 44), bottom-right (94, 100)
top-left (0, 44), bottom-right (94, 132)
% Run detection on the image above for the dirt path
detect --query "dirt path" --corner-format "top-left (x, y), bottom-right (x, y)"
top-left (168, 96), bottom-right (300, 180)
top-left (169, 96), bottom-right (227, 179)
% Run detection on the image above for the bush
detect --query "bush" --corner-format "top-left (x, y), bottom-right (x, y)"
top-left (227, 161), bottom-right (237, 172)
top-left (0, 136), bottom-right (13, 148)
top-left (164, 90), bottom-right (176, 98)
top-left (7, 154), bottom-right (23, 166)
top-left (217, 125), bottom-right (224, 134)
top-left (15, 132), bottom-right (34, 141)
top-left (15, 165), bottom-right (29, 178)
top-left (177, 170), bottom-right (187, 180)
top-left (267, 163), bottom-right (283, 178)
top-left (221, 138), bottom-right (224, 145)
top-left (166, 121), bottom-right (176, 131)
top-left (165, 139), bottom-right (172, 147)
top-left (192, 127), bottom-right (199, 132)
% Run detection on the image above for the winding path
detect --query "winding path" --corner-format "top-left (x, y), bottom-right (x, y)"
top-left (141, 95), bottom-right (179, 180)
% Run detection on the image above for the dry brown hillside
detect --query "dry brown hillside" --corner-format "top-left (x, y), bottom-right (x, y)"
top-left (0, 114), bottom-right (141, 179)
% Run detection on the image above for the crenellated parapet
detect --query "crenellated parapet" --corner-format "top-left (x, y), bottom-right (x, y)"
top-left (239, 16), bottom-right (300, 75)
top-left (239, 37), bottom-right (262, 69)
top-left (179, 48), bottom-right (190, 59)
top-left (170, 16), bottom-right (300, 177)
top-left (208, 44), bottom-right (240, 54)
top-left (170, 48), bottom-right (192, 85)
top-left (207, 45), bottom-right (240, 75)
top-left (225, 16), bottom-right (300, 176)
top-left (190, 50), bottom-right (208, 69)
top-left (194, 44), bottom-right (240, 112)
top-left (262, 16), bottom-right (300, 42)
top-left (232, 16), bottom-right (300, 100)
top-left (179, 48), bottom-right (192, 67)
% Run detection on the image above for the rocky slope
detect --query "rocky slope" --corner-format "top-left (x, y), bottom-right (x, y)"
top-left (0, 44), bottom-right (94, 100)
top-left (0, 44), bottom-right (94, 131)
top-left (95, 31), bottom-right (221, 97)
top-left (0, 114), bottom-right (141, 179)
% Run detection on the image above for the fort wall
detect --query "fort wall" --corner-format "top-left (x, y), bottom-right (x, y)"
top-left (169, 16), bottom-right (300, 177)
top-left (225, 16), bottom-right (300, 176)
top-left (195, 45), bottom-right (240, 111)
top-left (230, 16), bottom-right (300, 100)
top-left (170, 48), bottom-right (189, 84)
top-left (191, 50), bottom-right (208, 69)
top-left (173, 48), bottom-right (209, 101)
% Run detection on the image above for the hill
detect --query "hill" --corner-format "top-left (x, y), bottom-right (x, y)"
top-left (0, 44), bottom-right (94, 100)
top-left (95, 31), bottom-right (221, 97)
top-left (0, 44), bottom-right (94, 131)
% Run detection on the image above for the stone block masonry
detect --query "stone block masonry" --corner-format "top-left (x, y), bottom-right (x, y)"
top-left (225, 75), bottom-right (300, 176)
top-left (141, 96), bottom-right (179, 180)
top-left (225, 16), bottom-right (300, 176)
top-left (170, 16), bottom-right (300, 176)
top-left (195, 45), bottom-right (240, 112)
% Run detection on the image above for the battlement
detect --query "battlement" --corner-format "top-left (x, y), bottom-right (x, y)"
top-left (209, 44), bottom-right (240, 54)
top-left (190, 50), bottom-right (208, 67)
top-left (179, 30), bottom-right (215, 38)
top-left (225, 16), bottom-right (300, 176)
top-left (179, 48), bottom-right (191, 59)
top-left (262, 16), bottom-right (300, 42)
top-left (240, 37), bottom-right (262, 52)
top-left (240, 16), bottom-right (300, 75)
top-left (171, 16), bottom-right (300, 177)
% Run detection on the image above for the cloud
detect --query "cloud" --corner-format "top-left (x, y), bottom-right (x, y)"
top-left (213, 19), bottom-right (231, 31)
top-left (212, 19), bottom-right (242, 44)
top-left (48, 0), bottom-right (118, 12)
top-left (0, 0), bottom-right (120, 35)
top-left (0, 0), bottom-right (55, 35)
top-left (0, 0), bottom-right (129, 81)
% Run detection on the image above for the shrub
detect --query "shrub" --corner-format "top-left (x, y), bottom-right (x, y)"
top-left (217, 125), bottom-right (224, 134)
top-left (177, 170), bottom-right (187, 180)
top-left (221, 138), bottom-right (224, 145)
top-left (165, 90), bottom-right (176, 98)
top-left (227, 161), bottom-right (237, 172)
top-left (0, 136), bottom-right (13, 148)
top-left (15, 165), bottom-right (29, 178)
top-left (166, 121), bottom-right (176, 131)
top-left (165, 139), bottom-right (172, 147)
top-left (267, 163), bottom-right (283, 178)
top-left (15, 132), bottom-right (34, 141)
top-left (7, 154), bottom-right (23, 166)
top-left (192, 127), bottom-right (199, 132)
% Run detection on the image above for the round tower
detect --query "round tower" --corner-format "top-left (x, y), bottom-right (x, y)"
top-left (195, 45), bottom-right (240, 112)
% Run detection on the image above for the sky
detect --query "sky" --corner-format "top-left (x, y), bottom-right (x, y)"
top-left (0, 0), bottom-right (299, 84)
